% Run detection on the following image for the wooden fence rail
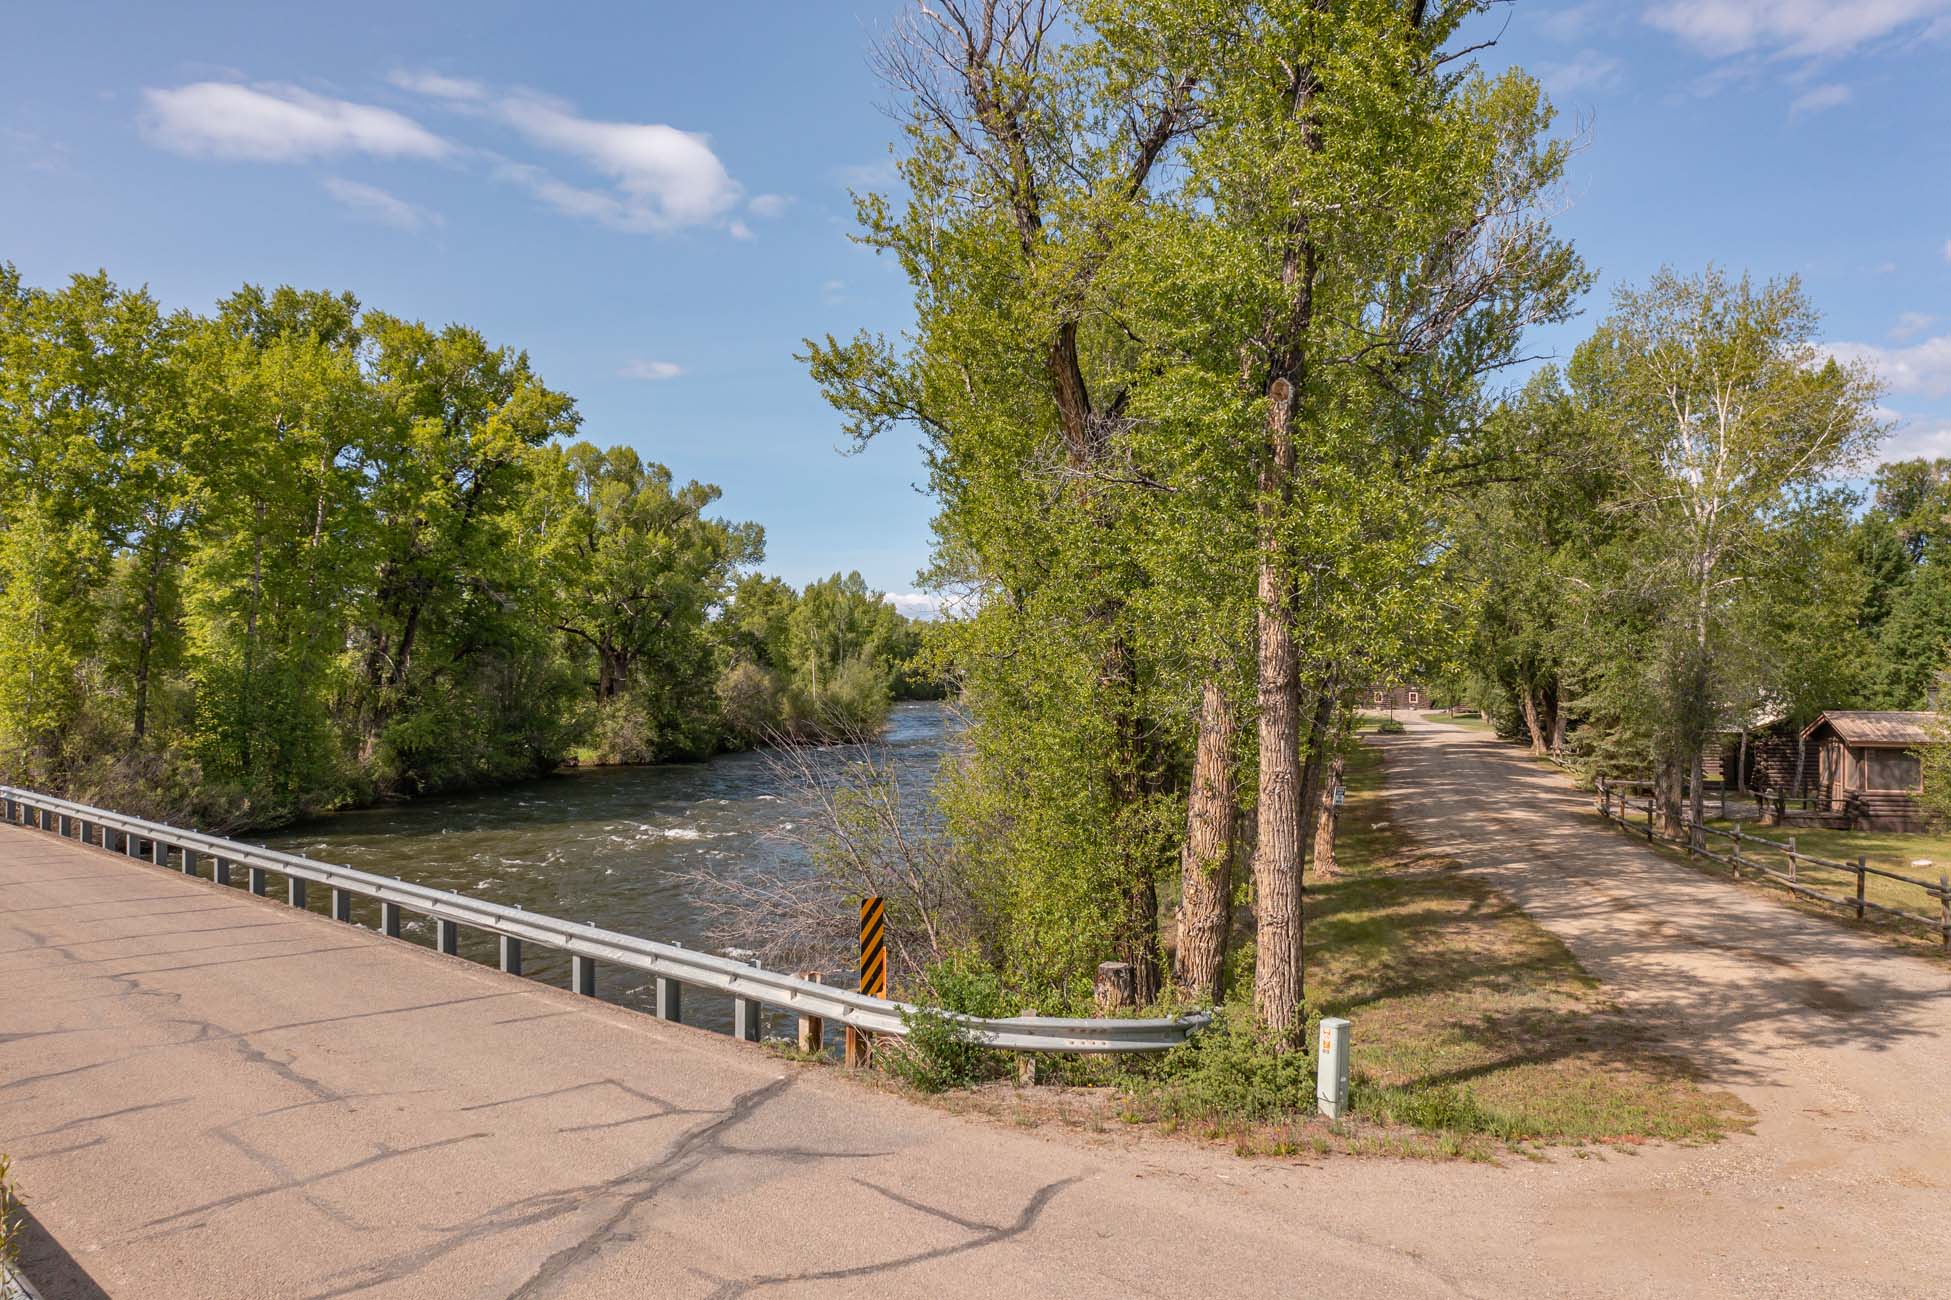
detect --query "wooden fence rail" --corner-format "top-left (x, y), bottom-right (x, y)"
top-left (1594, 777), bottom-right (1951, 948)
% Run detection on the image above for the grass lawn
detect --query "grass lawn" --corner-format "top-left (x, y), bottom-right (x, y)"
top-left (958, 740), bottom-right (1750, 1160)
top-left (1287, 743), bottom-right (1745, 1153)
top-left (1419, 709), bottom-right (1495, 732)
top-left (1688, 818), bottom-right (1951, 940)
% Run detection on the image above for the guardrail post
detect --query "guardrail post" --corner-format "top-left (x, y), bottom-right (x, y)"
top-left (58, 813), bottom-right (72, 837)
top-left (499, 935), bottom-right (522, 975)
top-left (572, 954), bottom-right (596, 996)
top-left (332, 887), bottom-right (353, 922)
top-left (213, 857), bottom-right (231, 886)
top-left (734, 996), bottom-right (762, 1042)
top-left (182, 848), bottom-right (198, 877)
top-left (655, 975), bottom-right (682, 1021)
top-left (795, 972), bottom-right (824, 1053)
top-left (435, 918), bottom-right (459, 955)
top-left (249, 866), bottom-right (267, 896)
top-left (381, 901), bottom-right (401, 938)
top-left (150, 837), bottom-right (167, 867)
top-left (288, 876), bottom-right (307, 908)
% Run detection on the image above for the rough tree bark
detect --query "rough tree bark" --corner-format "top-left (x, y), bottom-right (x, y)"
top-left (1174, 678), bottom-right (1236, 1001)
top-left (1313, 752), bottom-right (1344, 878)
top-left (1253, 376), bottom-right (1305, 1042)
top-left (1518, 684), bottom-right (1547, 756)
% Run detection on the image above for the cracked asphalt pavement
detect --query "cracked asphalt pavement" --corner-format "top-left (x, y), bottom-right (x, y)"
top-left (4, 718), bottom-right (1949, 1298)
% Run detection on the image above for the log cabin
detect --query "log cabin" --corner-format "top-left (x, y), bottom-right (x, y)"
top-left (1799, 710), bottom-right (1942, 832)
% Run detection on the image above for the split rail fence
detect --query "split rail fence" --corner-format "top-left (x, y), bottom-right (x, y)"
top-left (1595, 777), bottom-right (1951, 948)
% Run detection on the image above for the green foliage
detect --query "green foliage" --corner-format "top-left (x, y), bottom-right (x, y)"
top-left (1373, 717), bottom-right (1406, 735)
top-left (1124, 1010), bottom-right (1319, 1125)
top-left (883, 952), bottom-right (1013, 1093)
top-left (0, 262), bottom-right (942, 826)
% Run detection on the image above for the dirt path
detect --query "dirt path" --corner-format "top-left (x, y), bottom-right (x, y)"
top-left (4, 723), bottom-right (1949, 1299)
top-left (1374, 714), bottom-right (1951, 1295)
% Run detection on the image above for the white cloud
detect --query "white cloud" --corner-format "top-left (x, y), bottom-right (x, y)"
top-left (728, 219), bottom-right (754, 241)
top-left (1893, 311), bottom-right (1939, 341)
top-left (882, 592), bottom-right (940, 620)
top-left (747, 192), bottom-right (793, 218)
top-left (820, 278), bottom-right (846, 304)
top-left (321, 177), bottom-right (439, 231)
top-left (1823, 335), bottom-right (1951, 397)
top-left (1876, 418), bottom-right (1951, 464)
top-left (1943, 237), bottom-right (1951, 263)
top-left (141, 82), bottom-right (448, 162)
top-left (1539, 49), bottom-right (1622, 96)
top-left (491, 90), bottom-right (740, 233)
top-left (1645, 1), bottom-right (1951, 59)
top-left (1789, 82), bottom-right (1852, 114)
top-left (387, 69), bottom-right (486, 102)
top-left (619, 359), bottom-right (683, 380)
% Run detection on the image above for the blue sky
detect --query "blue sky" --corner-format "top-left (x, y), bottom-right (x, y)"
top-left (4, 2), bottom-right (1948, 609)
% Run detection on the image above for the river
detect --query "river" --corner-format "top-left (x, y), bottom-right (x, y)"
top-left (258, 700), bottom-right (955, 1032)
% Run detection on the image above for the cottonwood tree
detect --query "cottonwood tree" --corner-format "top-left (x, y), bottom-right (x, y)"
top-left (806, 0), bottom-right (1222, 1003)
top-left (1168, 0), bottom-right (1584, 1039)
top-left (1566, 268), bottom-right (1882, 833)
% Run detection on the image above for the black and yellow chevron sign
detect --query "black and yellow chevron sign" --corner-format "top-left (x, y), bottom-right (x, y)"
top-left (858, 895), bottom-right (887, 998)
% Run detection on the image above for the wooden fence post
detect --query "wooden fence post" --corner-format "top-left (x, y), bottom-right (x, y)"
top-left (1787, 836), bottom-right (1798, 885)
top-left (1645, 799), bottom-right (1654, 842)
top-left (1731, 823), bottom-right (1743, 878)
top-left (1941, 874), bottom-right (1949, 949)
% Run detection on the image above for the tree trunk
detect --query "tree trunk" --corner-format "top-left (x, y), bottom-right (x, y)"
top-left (1253, 377), bottom-right (1304, 1043)
top-left (1656, 755), bottom-right (1685, 838)
top-left (1689, 750), bottom-right (1706, 838)
top-left (1313, 752), bottom-right (1344, 879)
top-left (1297, 682), bottom-right (1336, 871)
top-left (1104, 639), bottom-right (1162, 1005)
top-left (1174, 678), bottom-right (1236, 1002)
top-left (1518, 685), bottom-right (1547, 756)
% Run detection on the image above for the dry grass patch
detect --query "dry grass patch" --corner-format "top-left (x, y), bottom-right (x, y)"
top-left (925, 742), bottom-right (1749, 1160)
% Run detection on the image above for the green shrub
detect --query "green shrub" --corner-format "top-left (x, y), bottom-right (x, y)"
top-left (1122, 1009), bottom-right (1319, 1125)
top-left (1374, 717), bottom-right (1406, 734)
top-left (881, 952), bottom-right (1011, 1093)
top-left (784, 655), bottom-right (892, 743)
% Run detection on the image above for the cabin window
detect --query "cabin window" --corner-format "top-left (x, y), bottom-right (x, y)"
top-left (1407, 691), bottom-right (1419, 705)
top-left (1864, 750), bottom-right (1921, 792)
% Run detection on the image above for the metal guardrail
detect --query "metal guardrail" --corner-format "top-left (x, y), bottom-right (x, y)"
top-left (0, 786), bottom-right (1208, 1053)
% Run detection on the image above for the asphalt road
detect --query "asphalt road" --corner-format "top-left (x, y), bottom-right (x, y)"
top-left (3, 717), bottom-right (1948, 1298)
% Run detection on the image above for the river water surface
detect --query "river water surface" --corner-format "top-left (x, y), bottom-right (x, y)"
top-left (259, 701), bottom-right (954, 1032)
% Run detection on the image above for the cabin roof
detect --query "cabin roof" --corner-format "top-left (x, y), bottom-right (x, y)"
top-left (1798, 710), bottom-right (1945, 747)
